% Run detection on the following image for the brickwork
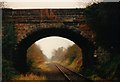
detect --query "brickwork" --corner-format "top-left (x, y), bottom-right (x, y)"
top-left (2, 8), bottom-right (96, 72)
top-left (2, 8), bottom-right (95, 43)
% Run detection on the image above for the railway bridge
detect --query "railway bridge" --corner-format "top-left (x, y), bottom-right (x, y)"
top-left (2, 8), bottom-right (96, 72)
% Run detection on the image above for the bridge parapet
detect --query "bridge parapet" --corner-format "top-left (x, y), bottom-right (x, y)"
top-left (12, 9), bottom-right (84, 23)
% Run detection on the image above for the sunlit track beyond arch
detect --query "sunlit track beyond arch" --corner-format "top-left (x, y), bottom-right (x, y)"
top-left (14, 27), bottom-right (95, 73)
top-left (55, 63), bottom-right (93, 82)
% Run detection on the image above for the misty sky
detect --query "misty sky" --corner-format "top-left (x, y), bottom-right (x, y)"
top-left (2, 0), bottom-right (103, 9)
top-left (35, 36), bottom-right (74, 59)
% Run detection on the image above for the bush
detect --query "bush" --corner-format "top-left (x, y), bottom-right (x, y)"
top-left (2, 59), bottom-right (19, 80)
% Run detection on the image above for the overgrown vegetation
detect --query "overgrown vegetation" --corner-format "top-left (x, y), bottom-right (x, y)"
top-left (2, 23), bottom-right (18, 80)
top-left (2, 23), bottom-right (47, 80)
top-left (2, 23), bottom-right (16, 60)
top-left (27, 44), bottom-right (48, 75)
top-left (51, 44), bottom-right (82, 71)
top-left (2, 59), bottom-right (19, 80)
top-left (85, 2), bottom-right (120, 80)
top-left (85, 2), bottom-right (120, 53)
top-left (12, 73), bottom-right (46, 80)
top-left (27, 44), bottom-right (48, 68)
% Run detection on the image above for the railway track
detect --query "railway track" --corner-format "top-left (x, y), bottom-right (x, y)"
top-left (55, 64), bottom-right (93, 82)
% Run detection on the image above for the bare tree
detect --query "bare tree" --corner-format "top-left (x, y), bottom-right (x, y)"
top-left (0, 2), bottom-right (7, 8)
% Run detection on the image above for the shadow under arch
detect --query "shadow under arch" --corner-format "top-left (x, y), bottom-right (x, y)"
top-left (14, 27), bottom-right (95, 73)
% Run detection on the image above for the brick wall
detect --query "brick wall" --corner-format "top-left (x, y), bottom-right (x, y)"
top-left (2, 8), bottom-right (95, 43)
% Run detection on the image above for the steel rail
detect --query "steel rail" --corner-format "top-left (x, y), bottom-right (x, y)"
top-left (56, 63), bottom-right (94, 82)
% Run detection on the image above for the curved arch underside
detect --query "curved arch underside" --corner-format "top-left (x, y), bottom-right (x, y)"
top-left (14, 28), bottom-right (95, 73)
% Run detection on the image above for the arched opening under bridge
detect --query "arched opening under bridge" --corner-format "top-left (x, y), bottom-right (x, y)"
top-left (14, 28), bottom-right (95, 73)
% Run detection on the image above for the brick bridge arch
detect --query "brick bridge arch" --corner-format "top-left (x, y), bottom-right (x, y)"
top-left (14, 27), bottom-right (95, 73)
top-left (2, 8), bottom-right (96, 73)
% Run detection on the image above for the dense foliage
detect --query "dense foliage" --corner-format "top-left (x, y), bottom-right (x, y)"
top-left (27, 43), bottom-right (48, 72)
top-left (85, 2), bottom-right (120, 53)
top-left (85, 2), bottom-right (120, 80)
top-left (51, 44), bottom-right (82, 71)
top-left (2, 23), bottom-right (17, 80)
top-left (2, 23), bottom-right (16, 60)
